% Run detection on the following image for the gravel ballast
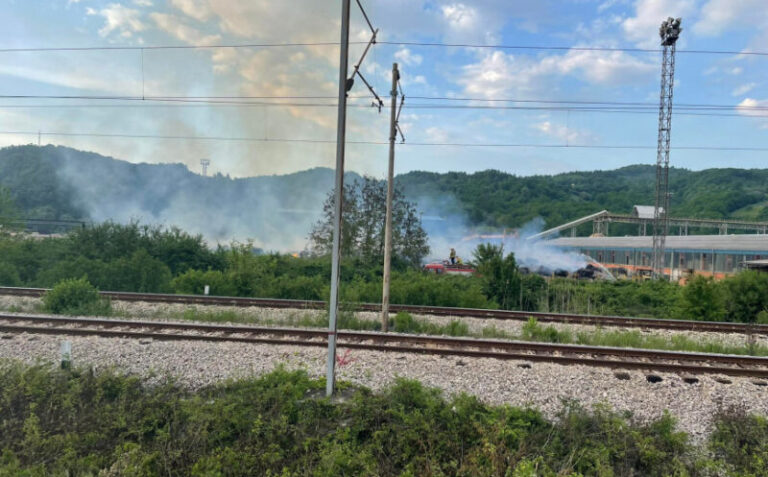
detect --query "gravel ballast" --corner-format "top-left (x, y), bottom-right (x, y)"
top-left (0, 330), bottom-right (766, 441)
top-left (2, 295), bottom-right (765, 348)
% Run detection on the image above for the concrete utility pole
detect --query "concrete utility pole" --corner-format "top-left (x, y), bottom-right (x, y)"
top-left (326, 0), bottom-right (351, 398)
top-left (381, 63), bottom-right (400, 332)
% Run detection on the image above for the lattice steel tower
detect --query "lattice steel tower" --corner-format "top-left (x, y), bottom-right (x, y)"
top-left (652, 17), bottom-right (682, 279)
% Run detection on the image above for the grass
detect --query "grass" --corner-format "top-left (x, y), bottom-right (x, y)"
top-left (517, 318), bottom-right (768, 357)
top-left (165, 306), bottom-right (768, 357)
top-left (2, 294), bottom-right (765, 357)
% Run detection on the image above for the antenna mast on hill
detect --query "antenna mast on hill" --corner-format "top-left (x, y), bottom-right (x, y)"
top-left (200, 159), bottom-right (210, 176)
top-left (652, 17), bottom-right (682, 279)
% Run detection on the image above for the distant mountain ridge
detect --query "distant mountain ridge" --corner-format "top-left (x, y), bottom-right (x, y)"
top-left (1, 145), bottom-right (767, 248)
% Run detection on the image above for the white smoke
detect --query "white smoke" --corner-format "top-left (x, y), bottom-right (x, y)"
top-left (414, 194), bottom-right (588, 272)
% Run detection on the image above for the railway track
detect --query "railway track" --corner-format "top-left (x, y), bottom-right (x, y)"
top-left (2, 286), bottom-right (767, 336)
top-left (2, 312), bottom-right (768, 379)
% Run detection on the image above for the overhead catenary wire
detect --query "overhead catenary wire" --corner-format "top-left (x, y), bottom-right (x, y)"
top-left (2, 40), bottom-right (768, 57)
top-left (3, 101), bottom-right (768, 118)
top-left (3, 94), bottom-right (768, 113)
top-left (5, 129), bottom-right (768, 151)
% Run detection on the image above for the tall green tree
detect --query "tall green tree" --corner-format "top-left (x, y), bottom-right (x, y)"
top-left (309, 177), bottom-right (429, 267)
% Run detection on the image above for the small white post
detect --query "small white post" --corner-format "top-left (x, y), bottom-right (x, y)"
top-left (60, 341), bottom-right (72, 369)
top-left (203, 285), bottom-right (210, 296)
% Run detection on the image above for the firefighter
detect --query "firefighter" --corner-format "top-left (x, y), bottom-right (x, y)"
top-left (450, 248), bottom-right (456, 264)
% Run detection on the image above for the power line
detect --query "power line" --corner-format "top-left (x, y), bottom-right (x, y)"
top-left (2, 101), bottom-right (767, 118)
top-left (4, 94), bottom-right (767, 111)
top-left (0, 41), bottom-right (352, 53)
top-left (5, 129), bottom-right (768, 151)
top-left (409, 96), bottom-right (768, 111)
top-left (1, 40), bottom-right (767, 57)
top-left (377, 41), bottom-right (768, 57)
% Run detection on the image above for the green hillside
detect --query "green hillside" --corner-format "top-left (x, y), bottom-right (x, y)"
top-left (1, 145), bottom-right (767, 239)
top-left (398, 165), bottom-right (768, 229)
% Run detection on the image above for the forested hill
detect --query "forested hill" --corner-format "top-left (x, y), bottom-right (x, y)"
top-left (1, 145), bottom-right (767, 243)
top-left (398, 166), bottom-right (768, 229)
top-left (0, 145), bottom-right (359, 250)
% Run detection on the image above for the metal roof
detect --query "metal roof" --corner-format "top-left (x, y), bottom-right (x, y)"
top-left (548, 234), bottom-right (768, 253)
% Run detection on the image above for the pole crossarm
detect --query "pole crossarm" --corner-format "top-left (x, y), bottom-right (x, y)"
top-left (347, 19), bottom-right (384, 111)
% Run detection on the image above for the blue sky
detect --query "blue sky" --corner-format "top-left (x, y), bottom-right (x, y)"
top-left (1, 0), bottom-right (767, 179)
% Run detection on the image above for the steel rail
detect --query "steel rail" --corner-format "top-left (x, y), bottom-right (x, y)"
top-left (2, 286), bottom-right (766, 336)
top-left (2, 313), bottom-right (768, 378)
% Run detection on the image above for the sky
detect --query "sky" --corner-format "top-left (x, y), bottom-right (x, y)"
top-left (2, 0), bottom-right (768, 180)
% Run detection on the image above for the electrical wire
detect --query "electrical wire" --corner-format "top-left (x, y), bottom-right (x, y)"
top-left (4, 129), bottom-right (768, 151)
top-left (2, 99), bottom-right (767, 117)
top-left (2, 94), bottom-right (766, 112)
top-left (377, 41), bottom-right (768, 57)
top-left (1, 40), bottom-right (767, 57)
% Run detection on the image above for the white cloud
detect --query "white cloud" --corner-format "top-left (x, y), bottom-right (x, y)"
top-left (425, 126), bottom-right (450, 143)
top-left (533, 121), bottom-right (595, 144)
top-left (733, 83), bottom-right (757, 96)
top-left (597, 0), bottom-right (626, 13)
top-left (737, 97), bottom-right (768, 116)
top-left (394, 48), bottom-right (423, 66)
top-left (0, 63), bottom-right (138, 94)
top-left (736, 98), bottom-right (768, 129)
top-left (622, 0), bottom-right (695, 48)
top-left (169, 0), bottom-right (213, 22)
top-left (694, 0), bottom-right (766, 35)
top-left (133, 0), bottom-right (153, 6)
top-left (150, 13), bottom-right (221, 45)
top-left (442, 3), bottom-right (480, 31)
top-left (87, 3), bottom-right (146, 38)
top-left (458, 49), bottom-right (655, 99)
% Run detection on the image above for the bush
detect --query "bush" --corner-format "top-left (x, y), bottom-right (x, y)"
top-left (674, 275), bottom-right (726, 321)
top-left (4, 363), bottom-right (768, 475)
top-left (723, 270), bottom-right (768, 323)
top-left (172, 269), bottom-right (238, 296)
top-left (709, 407), bottom-right (768, 474)
top-left (0, 261), bottom-right (21, 287)
top-left (42, 278), bottom-right (111, 316)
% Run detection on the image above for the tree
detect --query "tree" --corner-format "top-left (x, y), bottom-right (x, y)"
top-left (472, 243), bottom-right (521, 310)
top-left (309, 177), bottom-right (429, 267)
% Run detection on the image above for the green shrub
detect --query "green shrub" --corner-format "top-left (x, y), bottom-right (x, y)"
top-left (0, 261), bottom-right (21, 287)
top-left (709, 407), bottom-right (768, 474)
top-left (675, 274), bottom-right (727, 321)
top-left (42, 278), bottom-right (111, 316)
top-left (172, 269), bottom-right (238, 296)
top-left (392, 311), bottom-right (421, 333)
top-left (723, 270), bottom-right (768, 323)
top-left (4, 362), bottom-right (768, 475)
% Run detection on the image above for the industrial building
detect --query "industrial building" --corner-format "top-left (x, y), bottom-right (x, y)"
top-left (549, 235), bottom-right (768, 280)
top-left (540, 207), bottom-right (768, 280)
